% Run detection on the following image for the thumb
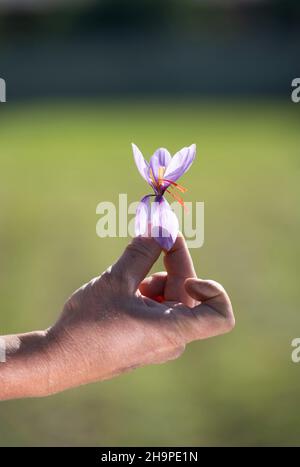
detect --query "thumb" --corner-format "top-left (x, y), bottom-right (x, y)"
top-left (111, 236), bottom-right (162, 294)
top-left (163, 278), bottom-right (235, 344)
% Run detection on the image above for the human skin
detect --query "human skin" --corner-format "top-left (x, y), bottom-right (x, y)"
top-left (0, 235), bottom-right (235, 400)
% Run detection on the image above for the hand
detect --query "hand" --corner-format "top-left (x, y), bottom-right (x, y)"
top-left (0, 235), bottom-right (234, 399)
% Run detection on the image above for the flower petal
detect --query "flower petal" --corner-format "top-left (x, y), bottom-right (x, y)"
top-left (149, 147), bottom-right (172, 182)
top-left (135, 195), bottom-right (152, 237)
top-left (135, 195), bottom-right (179, 250)
top-left (132, 143), bottom-right (150, 183)
top-left (151, 196), bottom-right (179, 250)
top-left (164, 144), bottom-right (196, 182)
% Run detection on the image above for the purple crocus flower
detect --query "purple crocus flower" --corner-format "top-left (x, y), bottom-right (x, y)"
top-left (132, 143), bottom-right (196, 250)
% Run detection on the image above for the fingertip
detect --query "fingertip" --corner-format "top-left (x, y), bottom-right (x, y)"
top-left (166, 232), bottom-right (185, 252)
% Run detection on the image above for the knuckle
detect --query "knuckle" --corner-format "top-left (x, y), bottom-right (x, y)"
top-left (99, 268), bottom-right (113, 286)
top-left (62, 289), bottom-right (82, 314)
top-left (99, 266), bottom-right (130, 296)
top-left (98, 268), bottom-right (118, 293)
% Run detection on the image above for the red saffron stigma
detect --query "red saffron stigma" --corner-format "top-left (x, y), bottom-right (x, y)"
top-left (166, 189), bottom-right (189, 213)
top-left (163, 179), bottom-right (188, 193)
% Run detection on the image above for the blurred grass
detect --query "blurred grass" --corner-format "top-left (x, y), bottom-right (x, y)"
top-left (0, 98), bottom-right (299, 446)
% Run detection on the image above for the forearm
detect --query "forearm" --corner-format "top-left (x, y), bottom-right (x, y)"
top-left (0, 330), bottom-right (50, 400)
top-left (0, 325), bottom-right (115, 400)
top-left (0, 322), bottom-right (123, 400)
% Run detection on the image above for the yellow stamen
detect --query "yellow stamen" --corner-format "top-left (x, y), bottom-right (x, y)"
top-left (158, 166), bottom-right (166, 186)
top-left (150, 166), bottom-right (166, 188)
top-left (149, 168), bottom-right (156, 186)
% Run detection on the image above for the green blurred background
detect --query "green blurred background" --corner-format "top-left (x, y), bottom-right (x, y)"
top-left (0, 0), bottom-right (300, 447)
